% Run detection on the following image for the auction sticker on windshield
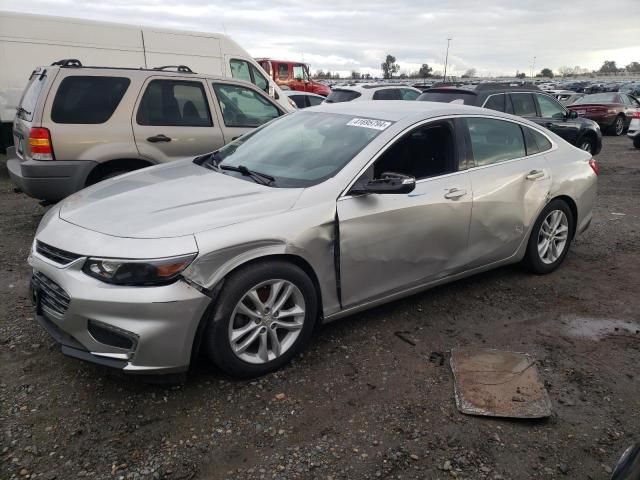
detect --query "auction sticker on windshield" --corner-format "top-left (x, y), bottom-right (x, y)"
top-left (347, 118), bottom-right (392, 130)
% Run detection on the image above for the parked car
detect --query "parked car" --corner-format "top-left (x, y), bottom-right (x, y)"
top-left (0, 11), bottom-right (293, 152)
top-left (7, 61), bottom-right (291, 203)
top-left (256, 59), bottom-right (331, 97)
top-left (628, 111), bottom-right (640, 149)
top-left (418, 83), bottom-right (603, 154)
top-left (284, 91), bottom-right (325, 109)
top-left (567, 92), bottom-right (640, 136)
top-left (620, 82), bottom-right (640, 97)
top-left (324, 84), bottom-right (422, 103)
top-left (550, 90), bottom-right (584, 105)
top-left (29, 101), bottom-right (597, 377)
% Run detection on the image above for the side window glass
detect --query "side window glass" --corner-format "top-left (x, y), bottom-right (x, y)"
top-left (230, 59), bottom-right (252, 83)
top-left (249, 65), bottom-right (269, 92)
top-left (483, 94), bottom-right (505, 112)
top-left (523, 127), bottom-right (541, 155)
top-left (292, 65), bottom-right (305, 80)
top-left (510, 93), bottom-right (537, 117)
top-left (52, 76), bottom-right (130, 124)
top-left (372, 121), bottom-right (457, 180)
top-left (136, 80), bottom-right (212, 127)
top-left (505, 94), bottom-right (515, 114)
top-left (307, 96), bottom-right (324, 106)
top-left (401, 89), bottom-right (420, 100)
top-left (530, 128), bottom-right (552, 152)
top-left (289, 95), bottom-right (306, 109)
top-left (537, 94), bottom-right (565, 119)
top-left (373, 89), bottom-right (401, 100)
top-left (277, 64), bottom-right (289, 80)
top-left (466, 117), bottom-right (526, 166)
top-left (213, 83), bottom-right (280, 127)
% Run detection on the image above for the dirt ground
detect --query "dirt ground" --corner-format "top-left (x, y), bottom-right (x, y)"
top-left (1, 136), bottom-right (639, 480)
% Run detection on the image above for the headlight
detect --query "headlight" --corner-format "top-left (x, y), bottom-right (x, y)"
top-left (83, 254), bottom-right (196, 286)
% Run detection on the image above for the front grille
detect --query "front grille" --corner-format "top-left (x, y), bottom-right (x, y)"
top-left (36, 241), bottom-right (82, 266)
top-left (32, 271), bottom-right (71, 318)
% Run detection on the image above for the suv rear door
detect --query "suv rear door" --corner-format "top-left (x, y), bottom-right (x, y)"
top-left (133, 76), bottom-right (224, 163)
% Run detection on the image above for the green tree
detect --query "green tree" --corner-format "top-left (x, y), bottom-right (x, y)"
top-left (599, 60), bottom-right (618, 74)
top-left (515, 71), bottom-right (526, 79)
top-left (418, 63), bottom-right (433, 78)
top-left (461, 68), bottom-right (476, 78)
top-left (626, 62), bottom-right (640, 73)
top-left (381, 54), bottom-right (400, 79)
top-left (540, 68), bottom-right (554, 78)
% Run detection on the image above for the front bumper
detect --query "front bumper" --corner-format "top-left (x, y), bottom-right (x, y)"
top-left (6, 146), bottom-right (97, 202)
top-left (28, 249), bottom-right (211, 374)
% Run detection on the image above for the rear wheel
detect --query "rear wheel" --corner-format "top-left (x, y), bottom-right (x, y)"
top-left (524, 199), bottom-right (574, 274)
top-left (634, 136), bottom-right (640, 149)
top-left (609, 115), bottom-right (625, 136)
top-left (204, 261), bottom-right (318, 378)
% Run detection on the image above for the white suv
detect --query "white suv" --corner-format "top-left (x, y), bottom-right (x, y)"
top-left (324, 84), bottom-right (421, 103)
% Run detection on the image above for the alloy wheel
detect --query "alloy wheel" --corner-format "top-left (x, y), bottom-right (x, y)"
top-left (537, 210), bottom-right (569, 264)
top-left (580, 140), bottom-right (592, 153)
top-left (228, 279), bottom-right (306, 364)
top-left (615, 116), bottom-right (624, 136)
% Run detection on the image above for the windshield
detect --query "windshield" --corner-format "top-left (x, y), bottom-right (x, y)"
top-left (211, 111), bottom-right (389, 188)
top-left (324, 89), bottom-right (361, 103)
top-left (573, 93), bottom-right (619, 104)
top-left (418, 90), bottom-right (476, 104)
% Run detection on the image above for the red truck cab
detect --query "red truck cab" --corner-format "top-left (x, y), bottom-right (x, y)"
top-left (256, 59), bottom-right (331, 97)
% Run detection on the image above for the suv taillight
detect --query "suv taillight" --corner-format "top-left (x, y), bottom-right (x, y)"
top-left (589, 158), bottom-right (599, 176)
top-left (29, 127), bottom-right (54, 161)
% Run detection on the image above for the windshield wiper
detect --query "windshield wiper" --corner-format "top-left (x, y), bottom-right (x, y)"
top-left (219, 164), bottom-right (275, 186)
top-left (16, 107), bottom-right (32, 118)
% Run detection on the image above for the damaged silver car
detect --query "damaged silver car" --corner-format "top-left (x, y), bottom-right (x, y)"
top-left (29, 101), bottom-right (598, 377)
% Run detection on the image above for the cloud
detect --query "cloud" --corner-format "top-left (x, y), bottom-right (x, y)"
top-left (1, 0), bottom-right (639, 76)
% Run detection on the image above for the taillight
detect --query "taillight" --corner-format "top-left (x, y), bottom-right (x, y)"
top-left (29, 127), bottom-right (54, 161)
top-left (589, 158), bottom-right (599, 176)
top-left (632, 111), bottom-right (640, 119)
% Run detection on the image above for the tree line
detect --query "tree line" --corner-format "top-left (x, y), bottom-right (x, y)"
top-left (312, 55), bottom-right (640, 80)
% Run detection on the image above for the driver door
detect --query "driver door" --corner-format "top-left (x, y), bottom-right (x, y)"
top-left (336, 119), bottom-right (472, 308)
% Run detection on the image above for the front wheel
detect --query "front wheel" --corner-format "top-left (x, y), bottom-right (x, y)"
top-left (204, 261), bottom-right (318, 378)
top-left (524, 199), bottom-right (575, 274)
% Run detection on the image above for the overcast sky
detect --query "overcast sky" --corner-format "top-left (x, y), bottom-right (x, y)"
top-left (2, 0), bottom-right (639, 77)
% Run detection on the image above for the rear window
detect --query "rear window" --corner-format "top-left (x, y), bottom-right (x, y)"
top-left (573, 93), bottom-right (619, 104)
top-left (325, 89), bottom-right (361, 103)
top-left (51, 76), bottom-right (130, 124)
top-left (418, 90), bottom-right (477, 104)
top-left (18, 71), bottom-right (48, 121)
top-left (372, 88), bottom-right (402, 100)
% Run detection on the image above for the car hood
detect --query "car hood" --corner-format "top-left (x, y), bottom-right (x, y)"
top-left (59, 160), bottom-right (304, 239)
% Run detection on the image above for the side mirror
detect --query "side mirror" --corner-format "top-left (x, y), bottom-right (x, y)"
top-left (351, 172), bottom-right (416, 195)
top-left (567, 110), bottom-right (579, 119)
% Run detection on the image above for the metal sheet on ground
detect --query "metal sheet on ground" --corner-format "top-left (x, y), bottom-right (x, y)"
top-left (450, 348), bottom-right (552, 418)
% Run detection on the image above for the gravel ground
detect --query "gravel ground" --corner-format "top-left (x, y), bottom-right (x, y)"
top-left (1, 137), bottom-right (639, 480)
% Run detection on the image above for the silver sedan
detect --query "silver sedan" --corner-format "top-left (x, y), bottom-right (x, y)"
top-left (29, 101), bottom-right (598, 377)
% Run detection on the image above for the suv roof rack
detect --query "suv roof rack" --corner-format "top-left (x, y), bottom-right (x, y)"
top-left (51, 59), bottom-right (83, 68)
top-left (475, 82), bottom-right (540, 91)
top-left (152, 65), bottom-right (195, 73)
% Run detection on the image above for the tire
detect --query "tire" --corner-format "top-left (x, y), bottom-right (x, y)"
top-left (634, 136), bottom-right (640, 149)
top-left (524, 199), bottom-right (575, 275)
top-left (204, 260), bottom-right (318, 378)
top-left (608, 115), bottom-right (625, 136)
top-left (577, 135), bottom-right (595, 153)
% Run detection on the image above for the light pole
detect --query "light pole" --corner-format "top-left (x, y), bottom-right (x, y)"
top-left (530, 56), bottom-right (536, 79)
top-left (443, 37), bottom-right (452, 81)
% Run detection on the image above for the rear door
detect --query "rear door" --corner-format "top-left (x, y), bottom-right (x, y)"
top-left (210, 81), bottom-right (283, 143)
top-left (132, 76), bottom-right (223, 163)
top-left (464, 116), bottom-right (551, 267)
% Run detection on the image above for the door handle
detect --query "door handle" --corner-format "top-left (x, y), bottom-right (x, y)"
top-left (444, 188), bottom-right (467, 200)
top-left (526, 170), bottom-right (545, 180)
top-left (146, 134), bottom-right (172, 143)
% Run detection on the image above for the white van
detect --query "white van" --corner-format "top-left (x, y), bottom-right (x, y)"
top-left (0, 10), bottom-right (295, 150)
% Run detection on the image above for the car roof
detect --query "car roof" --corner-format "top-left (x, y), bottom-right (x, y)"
top-left (332, 84), bottom-right (419, 92)
top-left (310, 99), bottom-right (524, 123)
